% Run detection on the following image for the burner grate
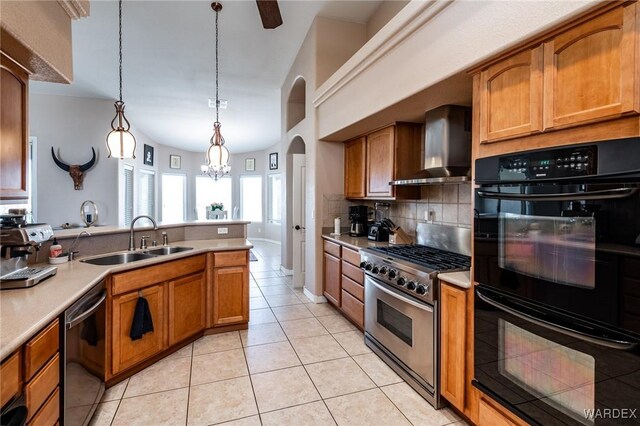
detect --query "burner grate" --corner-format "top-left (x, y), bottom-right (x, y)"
top-left (369, 245), bottom-right (471, 271)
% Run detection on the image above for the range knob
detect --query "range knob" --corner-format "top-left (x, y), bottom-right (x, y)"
top-left (388, 269), bottom-right (397, 279)
top-left (360, 261), bottom-right (367, 269)
top-left (379, 266), bottom-right (388, 275)
top-left (406, 281), bottom-right (417, 291)
top-left (371, 266), bottom-right (380, 274)
top-left (416, 285), bottom-right (427, 295)
top-left (396, 277), bottom-right (406, 286)
top-left (365, 263), bottom-right (373, 271)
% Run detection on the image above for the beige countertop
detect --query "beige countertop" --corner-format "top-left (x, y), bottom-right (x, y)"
top-left (0, 238), bottom-right (253, 360)
top-left (439, 271), bottom-right (472, 289)
top-left (322, 233), bottom-right (390, 251)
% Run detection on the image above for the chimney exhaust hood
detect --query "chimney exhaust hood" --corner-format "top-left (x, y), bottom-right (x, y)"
top-left (390, 105), bottom-right (471, 186)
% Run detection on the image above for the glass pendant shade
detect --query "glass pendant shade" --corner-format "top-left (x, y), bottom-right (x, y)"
top-left (106, 101), bottom-right (137, 159)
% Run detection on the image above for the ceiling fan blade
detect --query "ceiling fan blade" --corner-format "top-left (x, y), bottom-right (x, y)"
top-left (256, 0), bottom-right (282, 29)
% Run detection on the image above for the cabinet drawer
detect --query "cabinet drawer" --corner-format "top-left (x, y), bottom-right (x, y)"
top-left (25, 354), bottom-right (59, 420)
top-left (24, 320), bottom-right (59, 381)
top-left (341, 260), bottom-right (364, 284)
top-left (1, 350), bottom-right (21, 408)
top-left (341, 275), bottom-right (363, 302)
top-left (341, 247), bottom-right (361, 267)
top-left (213, 251), bottom-right (248, 268)
top-left (28, 387), bottom-right (59, 426)
top-left (112, 255), bottom-right (206, 295)
top-left (341, 290), bottom-right (364, 329)
top-left (323, 240), bottom-right (341, 258)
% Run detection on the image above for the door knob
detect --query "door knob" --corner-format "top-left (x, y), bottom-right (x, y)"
top-left (294, 225), bottom-right (301, 230)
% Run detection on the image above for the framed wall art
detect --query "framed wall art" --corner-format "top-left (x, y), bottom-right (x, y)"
top-left (170, 154), bottom-right (181, 169)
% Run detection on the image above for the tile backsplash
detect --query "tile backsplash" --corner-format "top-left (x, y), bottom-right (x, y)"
top-left (323, 183), bottom-right (472, 236)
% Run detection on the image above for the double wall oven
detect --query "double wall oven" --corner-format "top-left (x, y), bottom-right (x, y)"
top-left (474, 139), bottom-right (640, 425)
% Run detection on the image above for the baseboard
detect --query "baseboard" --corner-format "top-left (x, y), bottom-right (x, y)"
top-left (247, 237), bottom-right (281, 245)
top-left (303, 288), bottom-right (328, 304)
top-left (280, 265), bottom-right (293, 276)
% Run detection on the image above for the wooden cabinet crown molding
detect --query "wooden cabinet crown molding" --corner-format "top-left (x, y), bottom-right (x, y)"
top-left (58, 0), bottom-right (90, 20)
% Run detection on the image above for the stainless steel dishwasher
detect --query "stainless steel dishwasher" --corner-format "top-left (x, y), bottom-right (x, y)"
top-left (63, 280), bottom-right (106, 426)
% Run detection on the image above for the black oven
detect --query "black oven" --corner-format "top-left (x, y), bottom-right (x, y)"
top-left (473, 138), bottom-right (640, 425)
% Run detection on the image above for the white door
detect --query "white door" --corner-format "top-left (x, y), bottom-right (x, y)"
top-left (292, 154), bottom-right (306, 288)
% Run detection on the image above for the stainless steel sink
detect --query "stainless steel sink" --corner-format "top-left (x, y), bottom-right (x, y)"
top-left (144, 246), bottom-right (193, 256)
top-left (80, 252), bottom-right (156, 266)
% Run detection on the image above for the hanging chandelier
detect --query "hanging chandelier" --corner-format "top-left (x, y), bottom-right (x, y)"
top-left (202, 2), bottom-right (231, 181)
top-left (106, 0), bottom-right (136, 159)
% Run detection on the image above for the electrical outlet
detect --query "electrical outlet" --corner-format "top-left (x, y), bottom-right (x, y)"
top-left (217, 227), bottom-right (228, 234)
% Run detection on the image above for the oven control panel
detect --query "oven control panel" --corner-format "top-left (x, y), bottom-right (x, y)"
top-left (359, 257), bottom-right (434, 304)
top-left (499, 145), bottom-right (597, 181)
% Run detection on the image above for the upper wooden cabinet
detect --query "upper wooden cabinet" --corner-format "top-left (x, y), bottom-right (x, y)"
top-left (344, 123), bottom-right (421, 200)
top-left (0, 54), bottom-right (29, 200)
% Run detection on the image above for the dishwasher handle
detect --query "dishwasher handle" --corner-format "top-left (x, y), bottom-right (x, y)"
top-left (66, 290), bottom-right (106, 329)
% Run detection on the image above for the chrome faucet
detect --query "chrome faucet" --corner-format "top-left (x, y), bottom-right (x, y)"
top-left (68, 231), bottom-right (91, 260)
top-left (129, 215), bottom-right (158, 251)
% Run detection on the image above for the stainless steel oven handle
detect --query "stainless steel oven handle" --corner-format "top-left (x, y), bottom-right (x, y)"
top-left (476, 289), bottom-right (637, 351)
top-left (477, 187), bottom-right (638, 201)
top-left (66, 290), bottom-right (107, 329)
top-left (367, 276), bottom-right (433, 312)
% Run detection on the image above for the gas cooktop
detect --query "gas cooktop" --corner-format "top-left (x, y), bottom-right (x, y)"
top-left (367, 244), bottom-right (471, 272)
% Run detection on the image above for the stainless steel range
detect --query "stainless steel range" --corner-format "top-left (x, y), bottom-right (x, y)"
top-left (361, 223), bottom-right (471, 408)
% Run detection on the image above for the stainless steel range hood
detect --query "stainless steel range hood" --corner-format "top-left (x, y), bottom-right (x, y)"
top-left (390, 105), bottom-right (471, 185)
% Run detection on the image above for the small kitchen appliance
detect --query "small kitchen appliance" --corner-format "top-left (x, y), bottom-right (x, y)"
top-left (348, 205), bottom-right (368, 237)
top-left (368, 202), bottom-right (392, 241)
top-left (0, 223), bottom-right (57, 289)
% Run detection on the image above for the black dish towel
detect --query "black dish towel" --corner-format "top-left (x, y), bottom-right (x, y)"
top-left (130, 297), bottom-right (154, 341)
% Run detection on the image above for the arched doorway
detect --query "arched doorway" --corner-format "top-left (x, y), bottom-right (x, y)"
top-left (286, 136), bottom-right (306, 288)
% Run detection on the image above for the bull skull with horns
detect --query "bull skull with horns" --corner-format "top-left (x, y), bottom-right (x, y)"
top-left (51, 147), bottom-right (97, 190)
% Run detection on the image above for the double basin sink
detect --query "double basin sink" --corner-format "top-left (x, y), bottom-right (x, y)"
top-left (80, 246), bottom-right (193, 266)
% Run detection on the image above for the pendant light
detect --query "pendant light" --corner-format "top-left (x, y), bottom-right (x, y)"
top-left (106, 0), bottom-right (136, 159)
top-left (202, 2), bottom-right (231, 181)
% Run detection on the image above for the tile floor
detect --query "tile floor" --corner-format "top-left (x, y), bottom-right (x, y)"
top-left (91, 242), bottom-right (466, 426)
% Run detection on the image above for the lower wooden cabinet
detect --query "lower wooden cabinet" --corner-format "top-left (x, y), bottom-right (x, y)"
top-left (440, 281), bottom-right (467, 411)
top-left (323, 252), bottom-right (341, 306)
top-left (111, 284), bottom-right (167, 375)
top-left (212, 265), bottom-right (249, 326)
top-left (25, 354), bottom-right (58, 421)
top-left (169, 272), bottom-right (206, 345)
top-left (341, 289), bottom-right (364, 328)
top-left (28, 387), bottom-right (59, 426)
top-left (0, 349), bottom-right (21, 408)
top-left (479, 397), bottom-right (518, 426)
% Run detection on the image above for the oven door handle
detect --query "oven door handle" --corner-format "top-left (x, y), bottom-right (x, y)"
top-left (476, 187), bottom-right (638, 201)
top-left (66, 290), bottom-right (107, 329)
top-left (367, 276), bottom-right (433, 312)
top-left (476, 289), bottom-right (637, 351)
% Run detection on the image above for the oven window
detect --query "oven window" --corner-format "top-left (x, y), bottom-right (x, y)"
top-left (499, 319), bottom-right (595, 425)
top-left (499, 213), bottom-right (596, 288)
top-left (377, 300), bottom-right (412, 346)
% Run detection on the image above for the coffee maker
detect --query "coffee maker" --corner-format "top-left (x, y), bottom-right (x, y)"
top-left (368, 202), bottom-right (391, 242)
top-left (349, 205), bottom-right (368, 237)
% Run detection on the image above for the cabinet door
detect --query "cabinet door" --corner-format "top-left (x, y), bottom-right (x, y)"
top-left (212, 266), bottom-right (249, 326)
top-left (344, 137), bottom-right (366, 199)
top-left (1, 54), bottom-right (29, 200)
top-left (111, 284), bottom-right (166, 375)
top-left (440, 282), bottom-right (467, 411)
top-left (479, 46), bottom-right (543, 143)
top-left (169, 272), bottom-right (206, 345)
top-left (543, 4), bottom-right (639, 129)
top-left (366, 126), bottom-right (395, 198)
top-left (323, 252), bottom-right (341, 306)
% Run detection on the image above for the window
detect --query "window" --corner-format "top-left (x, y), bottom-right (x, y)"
top-left (267, 174), bottom-right (281, 224)
top-left (195, 176), bottom-right (232, 220)
top-left (124, 165), bottom-right (134, 226)
top-left (162, 174), bottom-right (186, 223)
top-left (138, 169), bottom-right (155, 218)
top-left (240, 175), bottom-right (262, 222)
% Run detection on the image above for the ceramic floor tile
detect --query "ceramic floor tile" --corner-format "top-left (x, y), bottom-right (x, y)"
top-left (305, 302), bottom-right (340, 317)
top-left (244, 341), bottom-right (301, 374)
top-left (123, 356), bottom-right (191, 398)
top-left (317, 314), bottom-right (357, 333)
top-left (88, 401), bottom-right (119, 426)
top-left (257, 277), bottom-right (290, 287)
top-left (271, 304), bottom-right (314, 322)
top-left (216, 416), bottom-right (263, 426)
top-left (259, 285), bottom-right (294, 296)
top-left (295, 292), bottom-right (314, 304)
top-left (193, 331), bottom-right (242, 356)
top-left (265, 293), bottom-right (303, 307)
top-left (187, 376), bottom-right (258, 426)
top-left (113, 388), bottom-right (188, 426)
top-left (353, 353), bottom-right (403, 386)
top-left (332, 330), bottom-right (371, 356)
top-left (250, 296), bottom-right (270, 310)
top-left (191, 348), bottom-right (248, 386)
top-left (251, 366), bottom-right (321, 413)
top-left (249, 280), bottom-right (259, 288)
top-left (249, 287), bottom-right (263, 298)
top-left (250, 263), bottom-right (273, 272)
top-left (305, 357), bottom-right (376, 398)
top-left (249, 308), bottom-right (277, 325)
top-left (325, 388), bottom-right (411, 426)
top-left (381, 382), bottom-right (461, 425)
top-left (251, 270), bottom-right (284, 279)
top-left (240, 322), bottom-right (287, 347)
top-left (280, 317), bottom-right (329, 339)
top-left (164, 342), bottom-right (193, 360)
top-left (289, 334), bottom-right (349, 364)
top-left (101, 378), bottom-right (128, 402)
top-left (261, 401), bottom-right (336, 426)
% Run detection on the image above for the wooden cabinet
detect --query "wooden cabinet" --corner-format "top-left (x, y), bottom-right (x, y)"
top-left (344, 137), bottom-right (367, 198)
top-left (25, 354), bottom-right (59, 421)
top-left (1, 350), bottom-right (21, 408)
top-left (344, 123), bottom-right (421, 200)
top-left (169, 272), bottom-right (206, 345)
top-left (111, 284), bottom-right (167, 375)
top-left (1, 53), bottom-right (29, 200)
top-left (24, 320), bottom-right (59, 381)
top-left (28, 387), bottom-right (59, 426)
top-left (440, 282), bottom-right (467, 411)
top-left (212, 265), bottom-right (249, 326)
top-left (323, 252), bottom-right (341, 306)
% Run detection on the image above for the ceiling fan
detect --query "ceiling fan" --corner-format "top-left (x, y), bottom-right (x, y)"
top-left (256, 0), bottom-right (283, 29)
